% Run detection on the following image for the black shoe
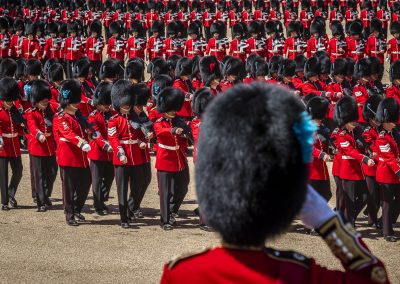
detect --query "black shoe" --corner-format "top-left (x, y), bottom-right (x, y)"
top-left (384, 235), bottom-right (398, 242)
top-left (1, 205), bottom-right (10, 211)
top-left (199, 224), bottom-right (214, 232)
top-left (162, 224), bottom-right (173, 231)
top-left (74, 213), bottom-right (86, 222)
top-left (33, 197), bottom-right (37, 204)
top-left (133, 210), bottom-right (144, 219)
top-left (9, 197), bottom-right (17, 208)
top-left (67, 219), bottom-right (79, 226)
top-left (95, 209), bottom-right (106, 216)
top-left (102, 205), bottom-right (109, 212)
top-left (37, 206), bottom-right (46, 212)
top-left (45, 199), bottom-right (52, 207)
top-left (121, 222), bottom-right (129, 229)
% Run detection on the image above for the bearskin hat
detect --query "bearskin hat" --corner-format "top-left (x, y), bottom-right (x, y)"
top-left (287, 20), bottom-right (302, 36)
top-left (0, 58), bottom-right (17, 78)
top-left (304, 57), bottom-right (320, 79)
top-left (15, 58), bottom-right (26, 80)
top-left (148, 57), bottom-right (169, 78)
top-left (205, 0), bottom-right (215, 11)
top-left (73, 57), bottom-right (90, 78)
top-left (306, 95), bottom-right (330, 120)
top-left (370, 19), bottom-right (382, 34)
top-left (26, 59), bottom-right (42, 76)
top-left (93, 82), bottom-right (112, 106)
top-left (125, 58), bottom-right (145, 82)
top-left (334, 96), bottom-right (358, 126)
top-left (302, 0), bottom-right (310, 8)
top-left (130, 20), bottom-right (144, 37)
top-left (156, 87), bottom-right (185, 113)
top-left (152, 74), bottom-right (173, 99)
top-left (210, 21), bottom-right (225, 36)
top-left (13, 19), bottom-right (24, 32)
top-left (25, 22), bottom-right (38, 35)
top-left (319, 56), bottom-right (331, 74)
top-left (0, 17), bottom-right (9, 30)
top-left (29, 79), bottom-right (51, 105)
top-left (251, 57), bottom-right (269, 77)
top-left (151, 20), bottom-right (164, 34)
top-left (310, 20), bottom-right (324, 35)
top-left (347, 0), bottom-right (356, 8)
top-left (376, 98), bottom-right (399, 123)
top-left (46, 22), bottom-right (58, 35)
top-left (59, 79), bottom-right (82, 108)
top-left (265, 21), bottom-right (277, 34)
top-left (393, 2), bottom-right (400, 13)
top-left (196, 83), bottom-right (308, 246)
top-left (353, 58), bottom-right (371, 79)
top-left (166, 21), bottom-right (178, 36)
top-left (111, 80), bottom-right (134, 111)
top-left (368, 56), bottom-right (383, 80)
top-left (167, 54), bottom-right (182, 75)
top-left (109, 21), bottom-right (122, 35)
top-left (232, 23), bottom-right (244, 37)
top-left (0, 77), bottom-right (19, 101)
top-left (348, 20), bottom-right (363, 36)
top-left (278, 59), bottom-right (296, 77)
top-left (345, 57), bottom-right (355, 77)
top-left (200, 56), bottom-right (222, 86)
top-left (90, 20), bottom-right (102, 35)
top-left (175, 57), bottom-right (193, 78)
top-left (147, 0), bottom-right (156, 10)
top-left (332, 0), bottom-right (340, 8)
top-left (58, 22), bottom-right (67, 35)
top-left (390, 21), bottom-right (400, 35)
top-left (48, 63), bottom-right (64, 82)
top-left (390, 60), bottom-right (400, 82)
top-left (248, 21), bottom-right (262, 35)
top-left (246, 54), bottom-right (261, 74)
top-left (330, 20), bottom-right (344, 36)
top-left (130, 83), bottom-right (150, 106)
top-left (67, 21), bottom-right (79, 33)
top-left (363, 95), bottom-right (382, 122)
top-left (331, 58), bottom-right (347, 76)
top-left (223, 57), bottom-right (245, 78)
top-left (100, 59), bottom-right (120, 80)
top-left (294, 55), bottom-right (307, 73)
top-left (269, 55), bottom-right (282, 75)
top-left (192, 87), bottom-right (214, 117)
top-left (188, 22), bottom-right (201, 36)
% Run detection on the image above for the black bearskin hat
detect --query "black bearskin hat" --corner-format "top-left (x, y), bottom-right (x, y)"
top-left (133, 82), bottom-right (150, 106)
top-left (348, 20), bottom-right (363, 36)
top-left (331, 58), bottom-right (347, 75)
top-left (109, 21), bottom-right (122, 35)
top-left (278, 59), bottom-right (296, 77)
top-left (265, 21), bottom-right (277, 34)
top-left (200, 56), bottom-right (222, 86)
top-left (390, 21), bottom-right (400, 35)
top-left (368, 56), bottom-right (383, 79)
top-left (147, 0), bottom-right (156, 9)
top-left (150, 20), bottom-right (164, 34)
top-left (310, 20), bottom-right (324, 35)
top-left (251, 57), bottom-right (269, 77)
top-left (248, 21), bottom-right (262, 35)
top-left (25, 22), bottom-right (38, 35)
top-left (111, 79), bottom-right (134, 111)
top-left (210, 21), bottom-right (225, 36)
top-left (334, 96), bottom-right (358, 126)
top-left (376, 98), bottom-right (399, 123)
top-left (93, 82), bottom-right (112, 106)
top-left (156, 87), bottom-right (185, 113)
top-left (90, 20), bottom-right (102, 35)
top-left (390, 60), bottom-right (400, 82)
top-left (0, 77), bottom-right (19, 101)
top-left (14, 19), bottom-right (24, 32)
top-left (196, 83), bottom-right (308, 246)
top-left (304, 57), bottom-right (320, 79)
top-left (15, 58), bottom-right (26, 80)
top-left (29, 79), bottom-right (51, 105)
top-left (126, 58), bottom-right (145, 82)
top-left (370, 19), bottom-right (382, 34)
top-left (48, 63), bottom-right (64, 82)
top-left (246, 53), bottom-right (261, 74)
top-left (67, 21), bottom-right (79, 33)
top-left (26, 59), bottom-right (42, 76)
top-left (232, 23), bottom-right (244, 37)
top-left (0, 58), bottom-right (17, 78)
top-left (148, 57), bottom-right (169, 78)
top-left (294, 55), bottom-right (307, 73)
top-left (353, 58), bottom-right (371, 80)
top-left (58, 22), bottom-right (67, 35)
top-left (0, 17), bottom-right (9, 30)
top-left (151, 74), bottom-right (173, 99)
top-left (268, 55), bottom-right (282, 75)
top-left (100, 59), bottom-right (120, 80)
top-left (59, 79), bottom-right (82, 108)
top-left (363, 95), bottom-right (382, 122)
top-left (167, 54), bottom-right (182, 75)
top-left (223, 57), bottom-right (245, 78)
top-left (306, 95), bottom-right (330, 120)
top-left (330, 20), bottom-right (344, 36)
top-left (345, 57), bottom-right (355, 77)
top-left (287, 20), bottom-right (302, 36)
top-left (175, 57), bottom-right (193, 78)
top-left (46, 22), bottom-right (58, 34)
top-left (319, 56), bottom-right (331, 74)
top-left (394, 2), bottom-right (400, 13)
top-left (73, 57), bottom-right (90, 78)
top-left (166, 21), bottom-right (179, 36)
top-left (188, 22), bottom-right (201, 36)
top-left (192, 87), bottom-right (214, 117)
top-left (130, 20), bottom-right (144, 36)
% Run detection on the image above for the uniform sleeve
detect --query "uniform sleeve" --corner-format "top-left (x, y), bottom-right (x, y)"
top-left (107, 117), bottom-right (124, 158)
top-left (362, 130), bottom-right (379, 155)
top-left (57, 115), bottom-right (88, 149)
top-left (88, 115), bottom-right (108, 150)
top-left (26, 112), bottom-right (43, 140)
top-left (336, 134), bottom-right (369, 163)
top-left (154, 121), bottom-right (173, 139)
top-left (312, 145), bottom-right (325, 159)
top-left (376, 135), bottom-right (400, 176)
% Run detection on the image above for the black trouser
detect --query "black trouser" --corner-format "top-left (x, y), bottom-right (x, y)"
top-left (365, 176), bottom-right (380, 225)
top-left (342, 179), bottom-right (368, 227)
top-left (90, 60), bottom-right (102, 81)
top-left (0, 156), bottom-right (23, 205)
top-left (90, 160), bottom-right (114, 211)
top-left (115, 164), bottom-right (149, 223)
top-left (127, 162), bottom-right (151, 213)
top-left (335, 176), bottom-right (344, 212)
top-left (30, 155), bottom-right (35, 199)
top-left (31, 155), bottom-right (58, 208)
top-left (310, 179), bottom-right (332, 202)
top-left (60, 166), bottom-right (91, 221)
top-left (157, 168), bottom-right (189, 225)
top-left (66, 59), bottom-right (76, 79)
top-left (380, 183), bottom-right (400, 236)
top-left (205, 27), bottom-right (211, 41)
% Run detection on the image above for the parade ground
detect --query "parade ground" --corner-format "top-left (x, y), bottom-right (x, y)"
top-left (0, 155), bottom-right (399, 283)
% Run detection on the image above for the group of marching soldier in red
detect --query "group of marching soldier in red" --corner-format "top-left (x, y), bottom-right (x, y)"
top-left (0, 0), bottom-right (399, 241)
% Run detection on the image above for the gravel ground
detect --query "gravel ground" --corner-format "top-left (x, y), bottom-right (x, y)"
top-left (0, 155), bottom-right (399, 283)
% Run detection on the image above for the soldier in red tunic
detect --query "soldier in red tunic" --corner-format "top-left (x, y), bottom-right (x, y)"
top-left (64, 22), bottom-right (84, 79)
top-left (346, 20), bottom-right (366, 62)
top-left (228, 23), bottom-right (248, 62)
top-left (199, 55), bottom-right (223, 95)
top-left (147, 20), bottom-right (165, 61)
top-left (328, 20), bottom-right (347, 62)
top-left (205, 21), bottom-right (228, 61)
top-left (125, 20), bottom-right (146, 60)
top-left (365, 19), bottom-right (387, 64)
top-left (246, 21), bottom-right (268, 59)
top-left (184, 22), bottom-right (207, 58)
top-left (265, 20), bottom-right (285, 59)
top-left (86, 20), bottom-right (104, 80)
top-left (163, 22), bottom-right (184, 59)
top-left (161, 83), bottom-right (389, 283)
top-left (107, 21), bottom-right (126, 64)
top-left (386, 60), bottom-right (400, 105)
top-left (0, 17), bottom-right (11, 59)
top-left (353, 58), bottom-right (372, 123)
top-left (20, 23), bottom-right (40, 60)
top-left (10, 19), bottom-right (25, 59)
top-left (0, 78), bottom-right (24, 210)
top-left (43, 22), bottom-right (62, 61)
top-left (307, 20), bottom-right (328, 58)
top-left (173, 57), bottom-right (195, 119)
top-left (387, 21), bottom-right (400, 64)
top-left (219, 57), bottom-right (244, 92)
top-left (284, 21), bottom-right (307, 60)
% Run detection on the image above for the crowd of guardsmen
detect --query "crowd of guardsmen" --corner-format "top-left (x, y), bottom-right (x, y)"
top-left (0, 0), bottom-right (400, 241)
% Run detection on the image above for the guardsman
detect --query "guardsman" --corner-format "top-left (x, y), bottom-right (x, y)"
top-left (147, 20), bottom-right (165, 61)
top-left (43, 22), bottom-right (62, 61)
top-left (360, 0), bottom-right (375, 35)
top-left (0, 78), bottom-right (24, 210)
top-left (228, 23), bottom-right (248, 62)
top-left (205, 21), bottom-right (228, 61)
top-left (306, 20), bottom-right (328, 58)
top-left (74, 58), bottom-right (95, 118)
top-left (25, 80), bottom-right (58, 212)
top-left (184, 22), bottom-right (206, 58)
top-left (377, 0), bottom-right (391, 38)
top-left (346, 20), bottom-right (366, 61)
top-left (246, 21), bottom-right (268, 60)
top-left (86, 20), bottom-right (105, 80)
top-left (64, 22), bottom-right (84, 79)
top-left (299, 0), bottom-right (313, 35)
top-left (365, 19), bottom-right (387, 64)
top-left (266, 20), bottom-right (285, 59)
top-left (345, 0), bottom-right (358, 22)
top-left (202, 1), bottom-right (216, 40)
top-left (300, 57), bottom-right (328, 97)
top-left (146, 1), bottom-right (160, 32)
top-left (88, 82), bottom-right (115, 216)
top-left (164, 22), bottom-right (184, 59)
top-left (55, 79), bottom-right (92, 226)
top-left (20, 23), bottom-right (40, 59)
top-left (326, 58), bottom-right (346, 127)
top-left (328, 20), bottom-right (347, 62)
top-left (220, 57), bottom-right (245, 92)
top-left (48, 63), bottom-right (64, 104)
top-left (353, 58), bottom-right (372, 123)
top-left (199, 55), bottom-right (223, 95)
top-left (387, 21), bottom-right (400, 64)
top-left (125, 20), bottom-right (146, 60)
top-left (386, 60), bottom-right (400, 105)
top-left (125, 58), bottom-right (145, 85)
top-left (10, 19), bottom-right (25, 59)
top-left (107, 21), bottom-right (126, 64)
top-left (284, 21), bottom-right (306, 60)
top-left (329, 1), bottom-right (343, 24)
top-left (161, 83), bottom-right (389, 284)
top-left (173, 57), bottom-right (195, 120)
top-left (0, 17), bottom-right (11, 58)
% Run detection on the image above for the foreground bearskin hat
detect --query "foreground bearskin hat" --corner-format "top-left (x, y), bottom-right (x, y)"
top-left (353, 58), bottom-right (371, 79)
top-left (0, 17), bottom-right (9, 30)
top-left (166, 21), bottom-right (178, 36)
top-left (26, 59), bottom-right (42, 76)
top-left (251, 57), bottom-right (269, 77)
top-left (278, 58), bottom-right (296, 77)
top-left (265, 21), bottom-right (277, 34)
top-left (245, 53), bottom-right (260, 74)
top-left (0, 77), bottom-right (19, 101)
top-left (196, 83), bottom-right (308, 246)
top-left (187, 22), bottom-right (201, 36)
top-left (73, 57), bottom-right (90, 78)
top-left (0, 58), bottom-right (17, 78)
top-left (363, 95), bottom-right (382, 122)
top-left (167, 54), bottom-right (182, 75)
top-left (111, 80), bottom-right (134, 111)
top-left (310, 20), bottom-right (324, 35)
top-left (133, 82), bottom-right (150, 106)
top-left (248, 21), bottom-right (262, 35)
top-left (130, 20), bottom-right (144, 37)
top-left (286, 20), bottom-right (302, 36)
top-left (150, 20), bottom-right (164, 34)
top-left (67, 21), bottom-right (79, 33)
top-left (269, 55), bottom-right (282, 75)
top-left (334, 96), bottom-right (358, 126)
top-left (304, 57), bottom-right (320, 79)
top-left (294, 55), bottom-right (307, 73)
top-left (200, 56), bottom-right (222, 86)
top-left (109, 21), bottom-right (122, 35)
top-left (331, 58), bottom-right (347, 75)
top-left (48, 63), bottom-right (64, 82)
top-left (210, 21), bottom-right (225, 36)
top-left (232, 23), bottom-right (244, 37)
top-left (126, 58), bottom-right (145, 82)
top-left (345, 57), bottom-right (355, 77)
top-left (330, 20), bottom-right (344, 36)
top-left (30, 79), bottom-right (51, 105)
top-left (46, 22), bottom-right (58, 34)
top-left (370, 19), bottom-right (382, 34)
top-left (93, 82), bottom-right (112, 106)
top-left (100, 59), bottom-right (120, 80)
top-left (390, 60), bottom-right (400, 82)
top-left (156, 87), bottom-right (185, 113)
top-left (390, 21), bottom-right (400, 35)
top-left (223, 57), bottom-right (245, 78)
top-left (175, 57), bottom-right (193, 78)
top-left (319, 56), bottom-right (331, 74)
top-left (148, 57), bottom-right (169, 77)
top-left (306, 95), bottom-right (330, 120)
top-left (192, 87), bottom-right (214, 117)
top-left (376, 98), bottom-right (399, 123)
top-left (348, 20), bottom-right (363, 36)
top-left (59, 79), bottom-right (82, 108)
top-left (90, 20), bottom-right (102, 35)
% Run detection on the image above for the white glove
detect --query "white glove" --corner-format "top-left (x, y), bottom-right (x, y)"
top-left (81, 143), bottom-right (91, 152)
top-left (298, 185), bottom-right (336, 229)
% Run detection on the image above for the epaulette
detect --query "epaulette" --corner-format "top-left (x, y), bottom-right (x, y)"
top-left (340, 129), bottom-right (347, 136)
top-left (110, 113), bottom-right (119, 120)
top-left (156, 117), bottom-right (165, 123)
top-left (24, 107), bottom-right (34, 113)
top-left (265, 248), bottom-right (310, 269)
top-left (57, 110), bottom-right (64, 117)
top-left (379, 131), bottom-right (386, 138)
top-left (167, 247), bottom-right (210, 269)
top-left (90, 109), bottom-right (98, 116)
top-left (364, 126), bottom-right (371, 132)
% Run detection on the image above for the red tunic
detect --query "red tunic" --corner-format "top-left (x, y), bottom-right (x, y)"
top-left (88, 110), bottom-right (113, 162)
top-left (107, 36), bottom-right (126, 62)
top-left (147, 36), bottom-right (164, 60)
top-left (365, 35), bottom-right (386, 64)
top-left (353, 84), bottom-right (369, 123)
top-left (386, 38), bottom-right (400, 64)
top-left (376, 130), bottom-right (400, 184)
top-left (246, 37), bottom-right (268, 59)
top-left (346, 37), bottom-right (365, 61)
top-left (86, 36), bottom-right (104, 62)
top-left (20, 38), bottom-right (40, 59)
top-left (306, 36), bottom-right (328, 58)
top-left (328, 37), bottom-right (347, 62)
top-left (43, 37), bottom-right (62, 59)
top-left (190, 117), bottom-right (201, 162)
top-left (184, 39), bottom-right (206, 58)
top-left (206, 38), bottom-right (227, 61)
top-left (163, 38), bottom-right (184, 59)
top-left (229, 39), bottom-right (248, 61)
top-left (310, 131), bottom-right (330, 181)
top-left (125, 36), bottom-right (146, 59)
top-left (0, 33), bottom-right (11, 58)
top-left (284, 37), bottom-right (306, 60)
top-left (0, 107), bottom-right (23, 158)
top-left (173, 79), bottom-right (193, 118)
top-left (386, 85), bottom-right (400, 106)
top-left (64, 37), bottom-right (84, 61)
top-left (362, 126), bottom-right (379, 177)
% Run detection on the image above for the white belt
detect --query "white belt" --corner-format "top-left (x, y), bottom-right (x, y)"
top-left (120, 139), bottom-right (138, 145)
top-left (2, 133), bottom-right (18, 138)
top-left (188, 51), bottom-right (198, 54)
top-left (158, 143), bottom-right (179, 150)
top-left (331, 53), bottom-right (344, 56)
top-left (60, 137), bottom-right (70, 142)
top-left (379, 158), bottom-right (384, 162)
top-left (342, 155), bottom-right (355, 160)
top-left (391, 51), bottom-right (400, 54)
